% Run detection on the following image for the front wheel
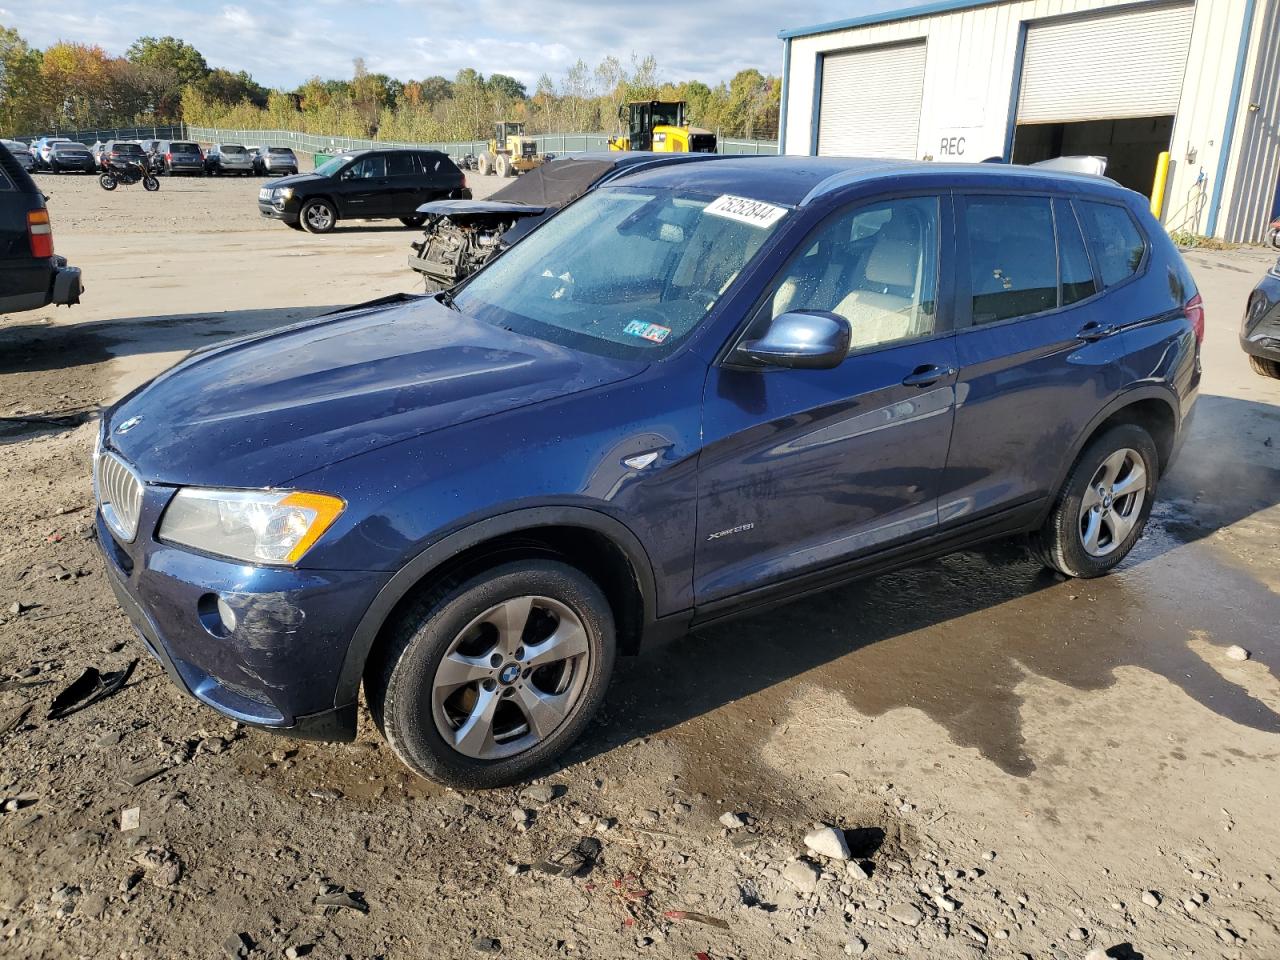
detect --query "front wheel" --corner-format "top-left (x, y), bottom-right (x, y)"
top-left (400, 214), bottom-right (426, 228)
top-left (99, 174), bottom-right (117, 191)
top-left (1249, 354), bottom-right (1280, 379)
top-left (367, 559), bottom-right (616, 788)
top-left (143, 175), bottom-right (160, 191)
top-left (300, 198), bottom-right (336, 234)
top-left (1033, 423), bottom-right (1159, 578)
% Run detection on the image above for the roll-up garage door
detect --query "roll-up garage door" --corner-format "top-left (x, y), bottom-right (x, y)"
top-left (818, 41), bottom-right (926, 158)
top-left (1016, 3), bottom-right (1194, 124)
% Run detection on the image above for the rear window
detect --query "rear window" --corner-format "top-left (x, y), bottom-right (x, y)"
top-left (171, 142), bottom-right (198, 151)
top-left (114, 143), bottom-right (143, 154)
top-left (221, 145), bottom-right (246, 154)
top-left (269, 147), bottom-right (293, 155)
top-left (965, 195), bottom-right (1058, 324)
top-left (1076, 200), bottom-right (1146, 288)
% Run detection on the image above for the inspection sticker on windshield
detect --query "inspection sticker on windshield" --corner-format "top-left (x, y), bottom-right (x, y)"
top-left (624, 320), bottom-right (672, 344)
top-left (704, 194), bottom-right (787, 228)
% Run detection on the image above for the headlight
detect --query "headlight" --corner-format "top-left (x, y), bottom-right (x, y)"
top-left (276, 187), bottom-right (293, 200)
top-left (159, 488), bottom-right (345, 565)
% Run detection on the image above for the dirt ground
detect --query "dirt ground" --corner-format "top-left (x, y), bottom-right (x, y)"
top-left (1, 172), bottom-right (1278, 960)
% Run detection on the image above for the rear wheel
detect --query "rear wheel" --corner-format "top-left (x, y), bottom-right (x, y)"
top-left (1033, 423), bottom-right (1158, 578)
top-left (1249, 354), bottom-right (1280, 379)
top-left (98, 174), bottom-right (117, 191)
top-left (367, 559), bottom-right (616, 788)
top-left (477, 152), bottom-right (494, 176)
top-left (300, 198), bottom-right (336, 234)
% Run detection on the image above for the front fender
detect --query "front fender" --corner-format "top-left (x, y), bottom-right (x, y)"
top-left (331, 504), bottom-right (660, 708)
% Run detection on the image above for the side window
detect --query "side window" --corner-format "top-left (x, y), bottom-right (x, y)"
top-left (345, 155), bottom-right (387, 179)
top-left (1076, 200), bottom-right (1146, 288)
top-left (765, 196), bottom-right (940, 353)
top-left (965, 195), bottom-right (1057, 324)
top-left (387, 153), bottom-right (415, 177)
top-left (419, 152), bottom-right (444, 174)
top-left (1055, 198), bottom-right (1098, 306)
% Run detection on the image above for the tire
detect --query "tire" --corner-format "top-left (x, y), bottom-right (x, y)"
top-left (300, 198), bottom-right (336, 234)
top-left (495, 153), bottom-right (512, 178)
top-left (400, 215), bottom-right (426, 228)
top-left (1249, 354), bottom-right (1280, 379)
top-left (98, 174), bottom-right (117, 191)
top-left (477, 152), bottom-right (494, 176)
top-left (366, 559), bottom-right (616, 788)
top-left (50, 161), bottom-right (60, 174)
top-left (143, 175), bottom-right (160, 192)
top-left (1032, 423), bottom-right (1159, 578)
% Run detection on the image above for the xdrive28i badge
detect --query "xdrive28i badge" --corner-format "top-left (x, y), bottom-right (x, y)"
top-left (115, 415), bottom-right (143, 435)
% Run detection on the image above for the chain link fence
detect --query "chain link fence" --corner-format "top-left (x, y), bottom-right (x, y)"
top-left (14, 125), bottom-right (186, 145)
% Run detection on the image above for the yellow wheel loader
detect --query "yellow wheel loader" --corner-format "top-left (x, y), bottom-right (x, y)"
top-left (477, 121), bottom-right (545, 177)
top-left (608, 101), bottom-right (717, 154)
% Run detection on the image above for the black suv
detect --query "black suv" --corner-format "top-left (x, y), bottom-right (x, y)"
top-left (0, 143), bottom-right (81, 313)
top-left (257, 149), bottom-right (470, 234)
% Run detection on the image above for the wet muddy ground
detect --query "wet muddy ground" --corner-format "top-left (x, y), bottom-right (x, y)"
top-left (1, 176), bottom-right (1277, 959)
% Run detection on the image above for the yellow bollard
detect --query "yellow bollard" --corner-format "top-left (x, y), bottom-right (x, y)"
top-left (1151, 151), bottom-right (1170, 219)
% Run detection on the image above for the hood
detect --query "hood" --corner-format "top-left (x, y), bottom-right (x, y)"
top-left (417, 199), bottom-right (546, 217)
top-left (271, 171), bottom-right (327, 190)
top-left (107, 296), bottom-right (641, 487)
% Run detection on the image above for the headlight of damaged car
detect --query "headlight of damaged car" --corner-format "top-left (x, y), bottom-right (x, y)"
top-left (159, 489), bottom-right (344, 565)
top-left (275, 187), bottom-right (293, 200)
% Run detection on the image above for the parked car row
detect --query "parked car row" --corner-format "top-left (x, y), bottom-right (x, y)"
top-left (6, 137), bottom-right (299, 178)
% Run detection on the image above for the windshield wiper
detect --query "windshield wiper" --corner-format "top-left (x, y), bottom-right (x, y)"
top-left (437, 288), bottom-right (460, 312)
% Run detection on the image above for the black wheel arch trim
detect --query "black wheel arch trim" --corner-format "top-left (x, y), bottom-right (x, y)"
top-left (1036, 384), bottom-right (1181, 526)
top-left (333, 505), bottom-right (660, 708)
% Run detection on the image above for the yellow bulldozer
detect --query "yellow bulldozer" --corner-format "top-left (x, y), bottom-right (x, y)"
top-left (477, 121), bottom-right (545, 177)
top-left (608, 101), bottom-right (717, 154)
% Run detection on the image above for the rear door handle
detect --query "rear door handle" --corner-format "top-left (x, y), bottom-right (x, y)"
top-left (1077, 322), bottom-right (1118, 342)
top-left (901, 364), bottom-right (956, 387)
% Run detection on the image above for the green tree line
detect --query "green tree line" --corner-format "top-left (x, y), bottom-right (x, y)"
top-left (1, 23), bottom-right (778, 141)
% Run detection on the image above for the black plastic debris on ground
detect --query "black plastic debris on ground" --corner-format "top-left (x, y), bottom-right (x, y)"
top-left (48, 660), bottom-right (137, 720)
top-left (536, 836), bottom-right (602, 878)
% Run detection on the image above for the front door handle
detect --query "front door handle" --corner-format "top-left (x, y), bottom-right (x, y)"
top-left (1077, 322), bottom-right (1118, 342)
top-left (901, 364), bottom-right (956, 388)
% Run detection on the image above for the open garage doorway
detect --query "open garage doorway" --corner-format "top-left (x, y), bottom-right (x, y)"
top-left (1012, 116), bottom-right (1175, 195)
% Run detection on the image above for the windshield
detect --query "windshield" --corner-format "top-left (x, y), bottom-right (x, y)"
top-left (315, 154), bottom-right (355, 177)
top-left (454, 187), bottom-right (787, 360)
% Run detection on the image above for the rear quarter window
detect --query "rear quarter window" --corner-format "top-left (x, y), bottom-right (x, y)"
top-left (1076, 200), bottom-right (1146, 288)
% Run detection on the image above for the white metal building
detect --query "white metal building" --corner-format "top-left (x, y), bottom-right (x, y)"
top-left (778, 0), bottom-right (1280, 241)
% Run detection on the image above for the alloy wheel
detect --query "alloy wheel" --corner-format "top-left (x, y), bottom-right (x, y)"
top-left (305, 203), bottom-right (333, 231)
top-left (431, 595), bottom-right (591, 760)
top-left (1079, 447), bottom-right (1146, 557)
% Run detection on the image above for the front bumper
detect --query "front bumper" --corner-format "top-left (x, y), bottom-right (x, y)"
top-left (94, 467), bottom-right (391, 740)
top-left (1242, 269), bottom-right (1280, 363)
top-left (257, 200), bottom-right (298, 224)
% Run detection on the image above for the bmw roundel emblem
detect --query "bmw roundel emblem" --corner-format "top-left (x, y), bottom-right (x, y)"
top-left (499, 663), bottom-right (521, 685)
top-left (116, 415), bottom-right (143, 435)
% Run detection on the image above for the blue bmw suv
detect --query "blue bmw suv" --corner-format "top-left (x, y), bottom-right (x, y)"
top-left (96, 157), bottom-right (1201, 787)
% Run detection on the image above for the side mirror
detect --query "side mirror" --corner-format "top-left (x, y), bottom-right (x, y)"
top-left (735, 310), bottom-right (852, 370)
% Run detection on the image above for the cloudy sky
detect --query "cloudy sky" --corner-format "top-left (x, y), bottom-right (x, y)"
top-left (1, 0), bottom-right (904, 89)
